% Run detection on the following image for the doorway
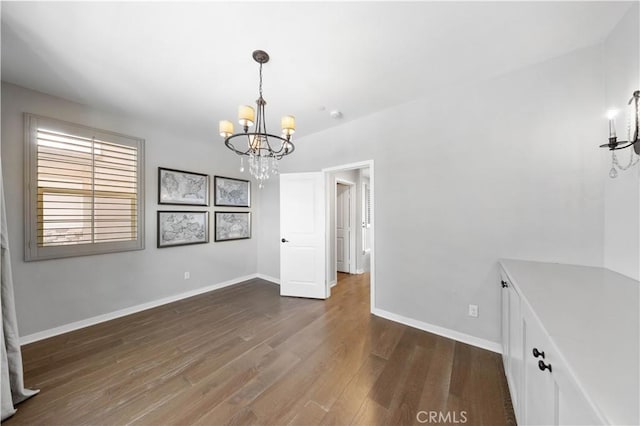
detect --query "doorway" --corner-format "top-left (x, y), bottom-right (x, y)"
top-left (323, 161), bottom-right (375, 310)
top-left (336, 181), bottom-right (356, 276)
top-left (278, 161), bottom-right (375, 310)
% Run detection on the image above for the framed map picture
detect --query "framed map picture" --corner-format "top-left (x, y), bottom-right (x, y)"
top-left (157, 211), bottom-right (209, 248)
top-left (158, 167), bottom-right (209, 206)
top-left (214, 212), bottom-right (251, 242)
top-left (214, 176), bottom-right (250, 207)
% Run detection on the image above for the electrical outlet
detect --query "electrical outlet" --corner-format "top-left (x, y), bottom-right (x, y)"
top-left (184, 272), bottom-right (190, 280)
top-left (468, 304), bottom-right (478, 318)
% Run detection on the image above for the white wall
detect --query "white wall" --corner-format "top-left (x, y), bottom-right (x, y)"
top-left (603, 4), bottom-right (640, 280)
top-left (257, 45), bottom-right (606, 345)
top-left (1, 83), bottom-right (258, 337)
top-left (256, 179), bottom-right (280, 281)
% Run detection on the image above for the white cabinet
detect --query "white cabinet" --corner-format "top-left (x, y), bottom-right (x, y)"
top-left (518, 304), bottom-right (602, 425)
top-left (500, 261), bottom-right (624, 425)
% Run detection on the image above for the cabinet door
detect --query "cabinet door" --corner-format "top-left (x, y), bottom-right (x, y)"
top-left (507, 281), bottom-right (523, 416)
top-left (523, 307), bottom-right (558, 425)
top-left (500, 272), bottom-right (510, 371)
top-left (554, 362), bottom-right (604, 425)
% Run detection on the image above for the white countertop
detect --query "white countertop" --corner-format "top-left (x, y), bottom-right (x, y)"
top-left (499, 259), bottom-right (639, 426)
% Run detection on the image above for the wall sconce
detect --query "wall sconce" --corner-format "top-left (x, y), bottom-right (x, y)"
top-left (600, 90), bottom-right (639, 178)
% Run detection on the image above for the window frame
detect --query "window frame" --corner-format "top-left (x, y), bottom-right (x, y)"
top-left (24, 113), bottom-right (145, 261)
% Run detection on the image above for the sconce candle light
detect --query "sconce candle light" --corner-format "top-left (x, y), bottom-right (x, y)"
top-left (600, 90), bottom-right (640, 178)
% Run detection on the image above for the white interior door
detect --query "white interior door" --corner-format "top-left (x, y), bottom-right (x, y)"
top-left (336, 183), bottom-right (350, 273)
top-left (280, 172), bottom-right (327, 299)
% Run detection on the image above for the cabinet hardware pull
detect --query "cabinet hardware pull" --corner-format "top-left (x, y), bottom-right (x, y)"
top-left (501, 280), bottom-right (508, 288)
top-left (532, 348), bottom-right (545, 359)
top-left (538, 360), bottom-right (552, 373)
top-left (281, 238), bottom-right (289, 243)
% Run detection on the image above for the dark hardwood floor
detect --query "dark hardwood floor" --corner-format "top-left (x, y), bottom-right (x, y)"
top-left (6, 272), bottom-right (515, 426)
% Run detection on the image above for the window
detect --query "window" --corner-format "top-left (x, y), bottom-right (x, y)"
top-left (24, 114), bottom-right (145, 260)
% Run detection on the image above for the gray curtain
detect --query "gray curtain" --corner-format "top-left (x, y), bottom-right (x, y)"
top-left (1, 166), bottom-right (38, 420)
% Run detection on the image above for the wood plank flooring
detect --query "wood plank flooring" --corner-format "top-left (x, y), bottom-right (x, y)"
top-left (5, 273), bottom-right (515, 425)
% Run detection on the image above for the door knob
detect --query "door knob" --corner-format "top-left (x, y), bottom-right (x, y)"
top-left (501, 280), bottom-right (508, 288)
top-left (532, 348), bottom-right (545, 359)
top-left (538, 360), bottom-right (552, 373)
top-left (281, 238), bottom-right (289, 243)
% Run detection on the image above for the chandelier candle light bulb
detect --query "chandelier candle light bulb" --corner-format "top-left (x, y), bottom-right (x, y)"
top-left (219, 50), bottom-right (296, 188)
top-left (219, 120), bottom-right (234, 138)
top-left (281, 115), bottom-right (296, 136)
top-left (238, 105), bottom-right (255, 128)
top-left (607, 109), bottom-right (617, 139)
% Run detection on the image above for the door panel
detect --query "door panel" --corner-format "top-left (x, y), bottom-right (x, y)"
top-left (500, 273), bottom-right (510, 380)
top-left (336, 183), bottom-right (349, 273)
top-left (280, 172), bottom-right (327, 299)
top-left (508, 282), bottom-right (523, 415)
top-left (523, 310), bottom-right (559, 425)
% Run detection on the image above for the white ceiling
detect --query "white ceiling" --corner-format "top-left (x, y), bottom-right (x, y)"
top-left (1, 2), bottom-right (632, 139)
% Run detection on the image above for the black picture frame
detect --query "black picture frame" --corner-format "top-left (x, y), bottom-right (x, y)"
top-left (157, 211), bottom-right (209, 248)
top-left (158, 167), bottom-right (210, 206)
top-left (214, 211), bottom-right (251, 242)
top-left (214, 175), bottom-right (251, 207)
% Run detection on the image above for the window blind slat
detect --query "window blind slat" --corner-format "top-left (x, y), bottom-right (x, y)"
top-left (39, 157), bottom-right (136, 173)
top-left (39, 168), bottom-right (137, 181)
top-left (38, 226), bottom-right (137, 233)
top-left (38, 206), bottom-right (136, 211)
top-left (37, 195), bottom-right (136, 202)
top-left (38, 152), bottom-right (93, 165)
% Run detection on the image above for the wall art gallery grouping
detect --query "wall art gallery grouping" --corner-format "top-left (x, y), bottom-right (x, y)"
top-left (157, 168), bottom-right (251, 248)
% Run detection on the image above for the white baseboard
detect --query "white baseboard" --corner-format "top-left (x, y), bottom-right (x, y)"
top-left (19, 272), bottom-right (501, 356)
top-left (356, 269), bottom-right (365, 274)
top-left (20, 273), bottom-right (260, 345)
top-left (371, 307), bottom-right (502, 354)
top-left (329, 279), bottom-right (337, 288)
top-left (256, 273), bottom-right (280, 285)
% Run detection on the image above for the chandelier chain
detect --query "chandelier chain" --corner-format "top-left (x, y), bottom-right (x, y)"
top-left (612, 148), bottom-right (639, 171)
top-left (259, 62), bottom-right (263, 99)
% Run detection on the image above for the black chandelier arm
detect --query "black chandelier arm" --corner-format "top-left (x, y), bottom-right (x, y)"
top-left (599, 139), bottom-right (639, 151)
top-left (224, 132), bottom-right (295, 157)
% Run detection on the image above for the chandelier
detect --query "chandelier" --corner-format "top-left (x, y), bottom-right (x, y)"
top-left (600, 90), bottom-right (639, 178)
top-left (219, 50), bottom-right (295, 188)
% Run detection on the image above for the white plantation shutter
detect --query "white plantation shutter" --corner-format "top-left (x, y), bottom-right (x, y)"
top-left (25, 114), bottom-right (145, 260)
